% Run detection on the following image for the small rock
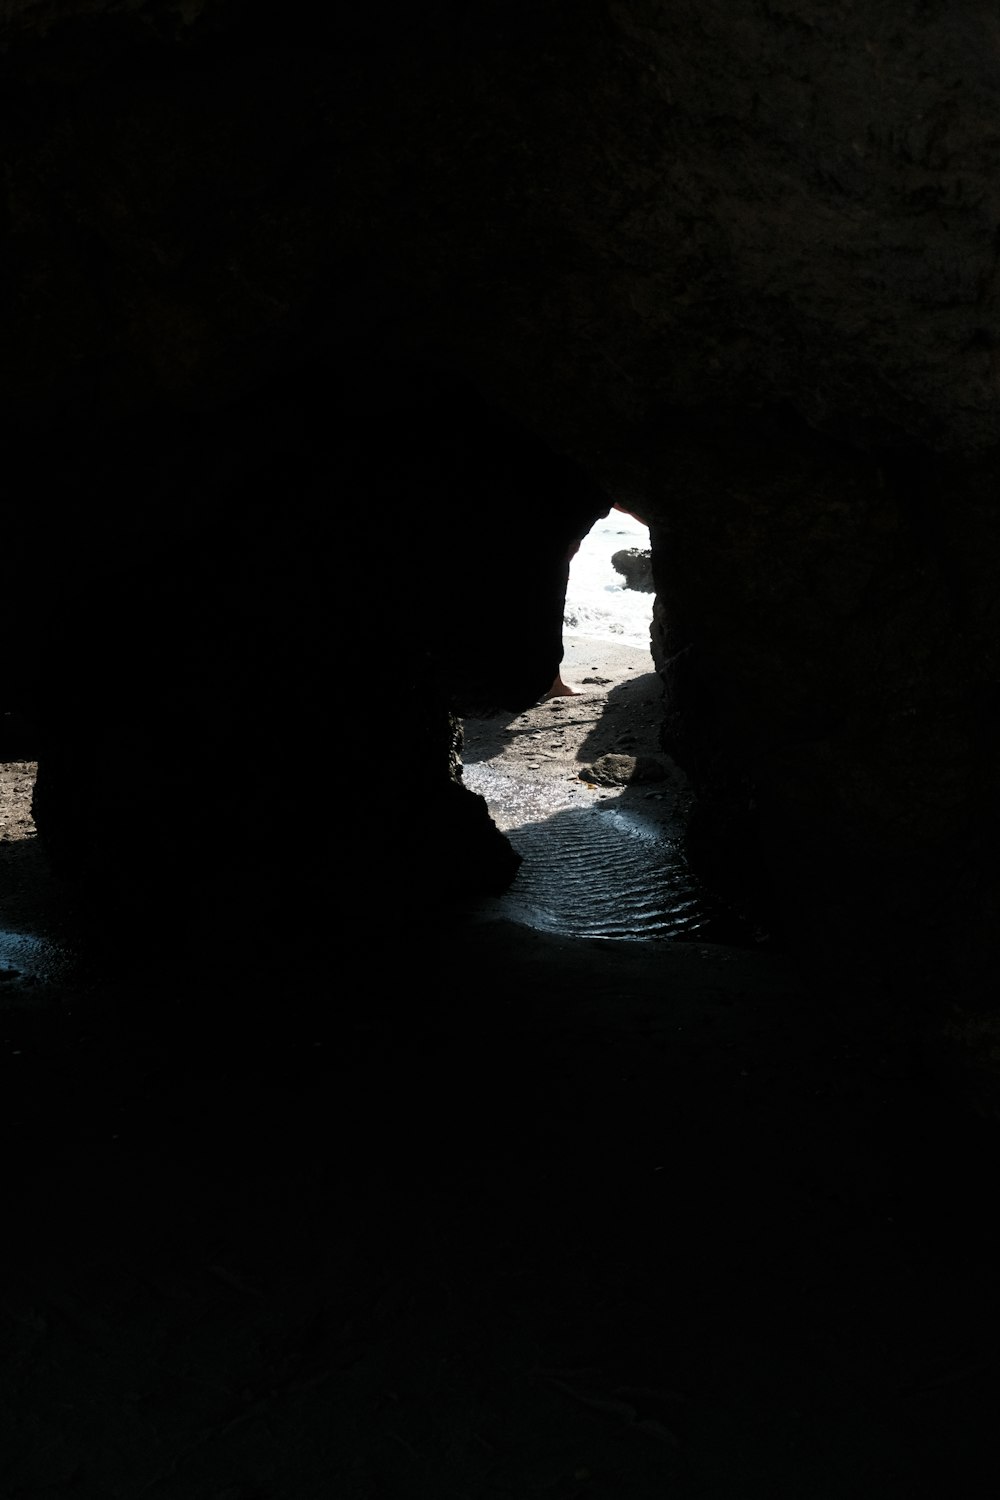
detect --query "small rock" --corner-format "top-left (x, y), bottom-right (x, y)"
top-left (579, 753), bottom-right (668, 787)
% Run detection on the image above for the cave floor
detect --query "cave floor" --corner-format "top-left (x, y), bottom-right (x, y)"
top-left (459, 635), bottom-right (763, 944)
top-left (3, 746), bottom-right (1000, 1496)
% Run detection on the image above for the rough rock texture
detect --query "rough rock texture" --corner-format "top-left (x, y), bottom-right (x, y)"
top-left (611, 548), bottom-right (655, 592)
top-left (2, 1), bottom-right (1000, 994)
top-left (579, 752), bottom-right (668, 787)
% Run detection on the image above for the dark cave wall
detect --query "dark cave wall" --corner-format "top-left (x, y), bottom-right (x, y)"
top-left (3, 0), bottom-right (1000, 983)
top-left (646, 416), bottom-right (1000, 984)
top-left (6, 1), bottom-right (998, 459)
top-left (7, 364), bottom-right (604, 919)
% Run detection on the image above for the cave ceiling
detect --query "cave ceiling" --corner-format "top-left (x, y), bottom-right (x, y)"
top-left (3, 1), bottom-right (1000, 492)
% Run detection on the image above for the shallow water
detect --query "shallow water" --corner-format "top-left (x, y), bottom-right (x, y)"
top-left (483, 803), bottom-right (708, 939)
top-left (0, 924), bottom-right (79, 992)
top-left (463, 761), bottom-right (760, 944)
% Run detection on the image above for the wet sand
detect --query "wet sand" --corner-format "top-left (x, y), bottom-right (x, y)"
top-left (459, 635), bottom-right (736, 942)
top-left (463, 634), bottom-right (682, 807)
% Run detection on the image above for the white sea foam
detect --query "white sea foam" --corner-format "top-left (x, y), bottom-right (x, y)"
top-left (563, 508), bottom-right (653, 650)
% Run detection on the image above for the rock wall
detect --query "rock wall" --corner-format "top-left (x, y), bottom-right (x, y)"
top-left (3, 1), bottom-right (1000, 990)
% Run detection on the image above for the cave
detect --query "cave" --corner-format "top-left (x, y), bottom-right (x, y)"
top-left (3, 3), bottom-right (1000, 1494)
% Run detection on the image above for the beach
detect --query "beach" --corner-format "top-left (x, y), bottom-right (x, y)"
top-left (461, 633), bottom-right (685, 832)
top-left (458, 632), bottom-right (721, 942)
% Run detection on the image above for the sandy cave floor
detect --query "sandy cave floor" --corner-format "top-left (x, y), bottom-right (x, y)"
top-left (3, 654), bottom-right (1000, 1496)
top-left (458, 635), bottom-right (756, 943)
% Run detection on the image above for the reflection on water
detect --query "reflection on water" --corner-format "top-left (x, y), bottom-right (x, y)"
top-left (463, 760), bottom-right (594, 832)
top-left (0, 926), bottom-right (79, 991)
top-left (494, 805), bottom-right (707, 940)
top-left (463, 762), bottom-right (761, 944)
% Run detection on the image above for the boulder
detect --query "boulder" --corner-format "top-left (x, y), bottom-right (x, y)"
top-left (611, 548), bottom-right (655, 593)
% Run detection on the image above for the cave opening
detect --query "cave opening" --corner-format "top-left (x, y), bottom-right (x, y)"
top-left (1, 359), bottom-right (790, 977)
top-left (457, 507), bottom-right (772, 948)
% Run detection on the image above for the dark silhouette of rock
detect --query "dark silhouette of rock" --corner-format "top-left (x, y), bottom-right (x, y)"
top-left (611, 548), bottom-right (655, 593)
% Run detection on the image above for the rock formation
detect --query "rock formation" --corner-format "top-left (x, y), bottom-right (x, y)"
top-left (1, 0), bottom-right (999, 1004)
top-left (611, 549), bottom-right (655, 593)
